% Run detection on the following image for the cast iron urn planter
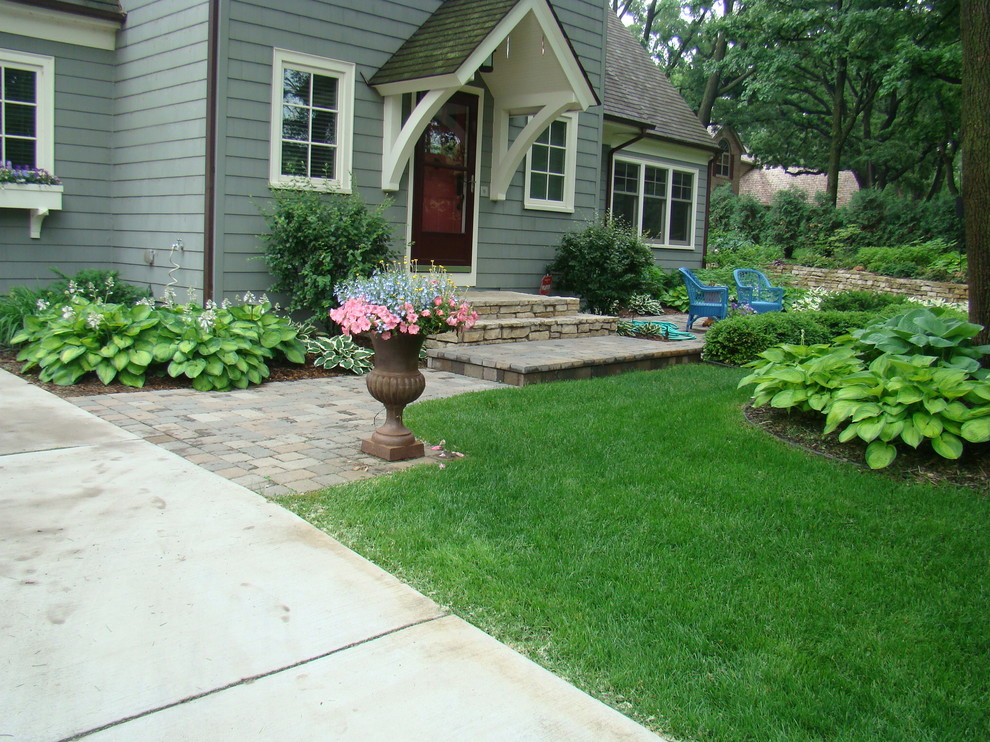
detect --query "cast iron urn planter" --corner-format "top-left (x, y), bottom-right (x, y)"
top-left (360, 332), bottom-right (427, 461)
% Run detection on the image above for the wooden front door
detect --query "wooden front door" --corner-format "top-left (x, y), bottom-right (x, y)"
top-left (411, 92), bottom-right (477, 268)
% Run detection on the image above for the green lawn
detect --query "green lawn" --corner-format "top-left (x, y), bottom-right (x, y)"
top-left (282, 364), bottom-right (989, 742)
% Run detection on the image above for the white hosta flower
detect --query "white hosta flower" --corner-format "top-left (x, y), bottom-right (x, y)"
top-left (61, 305), bottom-right (74, 320)
top-left (220, 298), bottom-right (232, 309)
top-left (36, 299), bottom-right (50, 311)
top-left (197, 309), bottom-right (217, 331)
top-left (242, 290), bottom-right (257, 305)
top-left (86, 313), bottom-right (102, 329)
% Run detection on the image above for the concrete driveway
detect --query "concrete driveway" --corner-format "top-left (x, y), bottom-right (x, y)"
top-left (0, 370), bottom-right (664, 741)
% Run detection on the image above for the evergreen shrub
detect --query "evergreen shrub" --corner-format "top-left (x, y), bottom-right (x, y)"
top-left (259, 184), bottom-right (395, 324)
top-left (548, 216), bottom-right (653, 314)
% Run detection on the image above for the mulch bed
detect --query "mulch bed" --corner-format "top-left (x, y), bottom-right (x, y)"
top-left (745, 404), bottom-right (990, 492)
top-left (0, 350), bottom-right (343, 400)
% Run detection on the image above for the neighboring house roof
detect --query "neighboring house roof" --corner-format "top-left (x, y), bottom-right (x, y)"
top-left (739, 167), bottom-right (860, 207)
top-left (6, 0), bottom-right (125, 21)
top-left (604, 11), bottom-right (716, 151)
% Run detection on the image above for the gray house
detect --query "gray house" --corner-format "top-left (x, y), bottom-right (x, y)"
top-left (0, 0), bottom-right (716, 300)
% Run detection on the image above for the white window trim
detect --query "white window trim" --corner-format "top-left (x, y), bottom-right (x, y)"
top-left (611, 156), bottom-right (699, 250)
top-left (524, 111), bottom-right (577, 213)
top-left (1, 49), bottom-right (55, 174)
top-left (269, 49), bottom-right (355, 193)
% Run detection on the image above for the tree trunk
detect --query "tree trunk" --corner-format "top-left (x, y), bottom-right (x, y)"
top-left (696, 0), bottom-right (733, 127)
top-left (962, 0), bottom-right (990, 345)
top-left (826, 54), bottom-right (848, 207)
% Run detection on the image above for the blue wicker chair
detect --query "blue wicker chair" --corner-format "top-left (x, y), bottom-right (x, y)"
top-left (733, 269), bottom-right (785, 314)
top-left (678, 268), bottom-right (729, 330)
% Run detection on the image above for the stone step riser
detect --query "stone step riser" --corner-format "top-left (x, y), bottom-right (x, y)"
top-left (433, 316), bottom-right (617, 345)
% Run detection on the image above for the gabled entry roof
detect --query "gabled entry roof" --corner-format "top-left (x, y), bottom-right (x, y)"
top-left (370, 0), bottom-right (519, 87)
top-left (370, 0), bottom-right (599, 197)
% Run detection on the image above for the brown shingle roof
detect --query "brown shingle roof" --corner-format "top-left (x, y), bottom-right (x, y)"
top-left (6, 0), bottom-right (125, 22)
top-left (604, 11), bottom-right (715, 151)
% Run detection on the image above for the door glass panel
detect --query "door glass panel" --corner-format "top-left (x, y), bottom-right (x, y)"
top-left (423, 103), bottom-right (468, 167)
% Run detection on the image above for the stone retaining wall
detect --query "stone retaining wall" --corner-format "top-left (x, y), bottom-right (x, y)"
top-left (773, 265), bottom-right (968, 304)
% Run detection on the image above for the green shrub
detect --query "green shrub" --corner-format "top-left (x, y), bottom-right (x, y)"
top-left (704, 311), bottom-right (878, 366)
top-left (739, 308), bottom-right (990, 469)
top-left (155, 299), bottom-right (306, 391)
top-left (762, 188), bottom-right (813, 258)
top-left (0, 286), bottom-right (48, 348)
top-left (707, 237), bottom-right (784, 269)
top-left (854, 239), bottom-right (961, 281)
top-left (548, 216), bottom-right (653, 314)
top-left (818, 290), bottom-right (904, 313)
top-left (259, 184), bottom-right (395, 324)
top-left (840, 307), bottom-right (990, 374)
top-left (924, 250), bottom-right (967, 282)
top-left (658, 283), bottom-right (690, 312)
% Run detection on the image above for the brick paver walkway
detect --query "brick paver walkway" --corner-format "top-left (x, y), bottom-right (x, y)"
top-left (71, 370), bottom-right (507, 497)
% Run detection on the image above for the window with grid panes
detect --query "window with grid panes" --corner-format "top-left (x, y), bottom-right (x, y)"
top-left (0, 51), bottom-right (53, 173)
top-left (525, 113), bottom-right (577, 212)
top-left (611, 158), bottom-right (696, 247)
top-left (270, 50), bottom-right (353, 191)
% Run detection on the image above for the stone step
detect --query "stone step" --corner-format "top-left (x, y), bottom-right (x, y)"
top-left (426, 334), bottom-right (705, 386)
top-left (431, 314), bottom-right (617, 345)
top-left (462, 290), bottom-right (580, 319)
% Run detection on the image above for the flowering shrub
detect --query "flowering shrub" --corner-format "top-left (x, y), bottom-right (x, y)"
top-left (330, 263), bottom-right (478, 338)
top-left (0, 163), bottom-right (60, 185)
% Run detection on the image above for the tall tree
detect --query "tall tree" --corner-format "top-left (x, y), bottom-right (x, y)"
top-left (961, 0), bottom-right (989, 342)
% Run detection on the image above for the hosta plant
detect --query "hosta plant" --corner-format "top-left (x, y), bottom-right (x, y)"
top-left (156, 299), bottom-right (306, 391)
top-left (12, 293), bottom-right (306, 390)
top-left (13, 296), bottom-right (160, 386)
top-left (839, 307), bottom-right (990, 375)
top-left (305, 334), bottom-right (373, 374)
top-left (740, 308), bottom-right (990, 469)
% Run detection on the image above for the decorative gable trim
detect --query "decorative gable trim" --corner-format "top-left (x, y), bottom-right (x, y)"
top-left (373, 0), bottom-right (597, 194)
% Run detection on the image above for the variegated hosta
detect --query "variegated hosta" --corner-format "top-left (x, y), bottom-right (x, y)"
top-left (305, 334), bottom-right (374, 374)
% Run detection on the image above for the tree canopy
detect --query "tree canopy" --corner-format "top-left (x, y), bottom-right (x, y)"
top-left (615, 0), bottom-right (962, 204)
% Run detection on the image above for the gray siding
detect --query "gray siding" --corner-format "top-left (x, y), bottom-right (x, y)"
top-left (111, 0), bottom-right (209, 298)
top-left (213, 0), bottom-right (440, 301)
top-left (0, 33), bottom-right (115, 293)
top-left (216, 0), bottom-right (606, 300)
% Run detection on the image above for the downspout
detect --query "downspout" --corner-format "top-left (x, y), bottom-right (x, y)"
top-left (604, 128), bottom-right (648, 212)
top-left (203, 0), bottom-right (220, 302)
top-left (703, 153), bottom-right (715, 264)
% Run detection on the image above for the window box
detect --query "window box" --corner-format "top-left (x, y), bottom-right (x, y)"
top-left (0, 182), bottom-right (63, 238)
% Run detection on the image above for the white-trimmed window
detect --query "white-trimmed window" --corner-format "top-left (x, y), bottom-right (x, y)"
top-left (1, 49), bottom-right (55, 173)
top-left (524, 112), bottom-right (577, 212)
top-left (270, 49), bottom-right (354, 192)
top-left (611, 158), bottom-right (697, 248)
